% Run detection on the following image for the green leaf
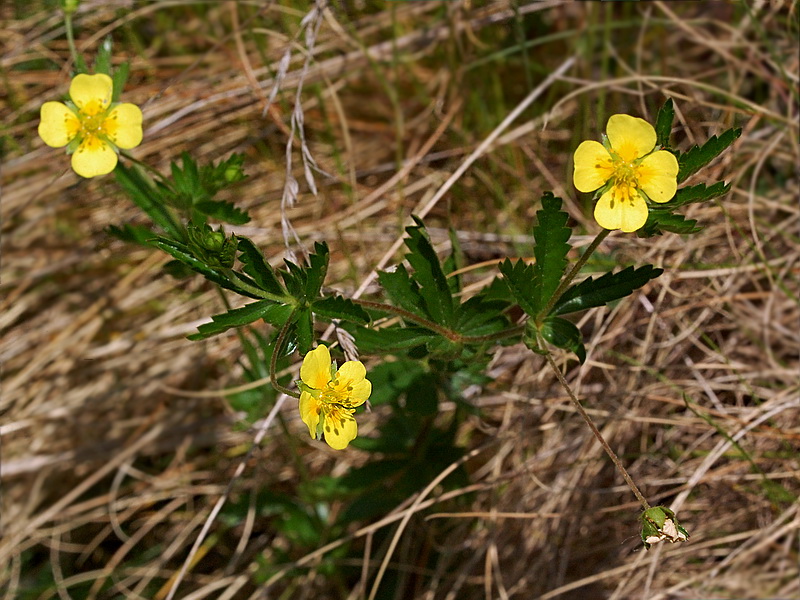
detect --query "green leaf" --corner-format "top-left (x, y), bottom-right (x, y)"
top-left (498, 258), bottom-right (539, 318)
top-left (154, 237), bottom-right (262, 299)
top-left (654, 98), bottom-right (674, 148)
top-left (455, 297), bottom-right (511, 337)
top-left (442, 227), bottom-right (464, 296)
top-left (552, 265), bottom-right (663, 316)
top-left (312, 295), bottom-right (370, 325)
top-left (195, 200), bottom-right (250, 225)
top-left (294, 309), bottom-right (314, 355)
top-left (304, 242), bottom-right (329, 300)
top-left (344, 324), bottom-right (438, 354)
top-left (187, 300), bottom-right (292, 340)
top-left (403, 217), bottom-right (455, 326)
top-left (678, 128), bottom-right (742, 182)
top-left (532, 193), bottom-right (572, 313)
top-left (236, 237), bottom-right (286, 297)
top-left (669, 181), bottom-right (731, 208)
top-left (93, 36), bottom-right (112, 76)
top-left (539, 316), bottom-right (586, 363)
top-left (366, 360), bottom-right (426, 406)
top-left (110, 61), bottom-right (130, 103)
top-left (378, 265), bottom-right (426, 317)
top-left (105, 224), bottom-right (156, 247)
top-left (638, 211), bottom-right (703, 238)
top-left (115, 164), bottom-right (184, 241)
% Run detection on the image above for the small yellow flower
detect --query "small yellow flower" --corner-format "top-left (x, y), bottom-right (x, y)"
top-left (573, 114), bottom-right (678, 233)
top-left (38, 73), bottom-right (143, 178)
top-left (297, 344), bottom-right (371, 450)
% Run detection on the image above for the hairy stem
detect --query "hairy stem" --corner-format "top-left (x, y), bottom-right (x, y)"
top-left (270, 311), bottom-right (300, 398)
top-left (544, 350), bottom-right (650, 510)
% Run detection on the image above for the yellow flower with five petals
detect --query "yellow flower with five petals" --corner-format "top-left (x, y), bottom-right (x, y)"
top-left (573, 114), bottom-right (678, 233)
top-left (38, 73), bottom-right (143, 178)
top-left (297, 344), bottom-right (371, 450)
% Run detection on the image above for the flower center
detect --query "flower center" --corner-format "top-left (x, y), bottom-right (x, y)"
top-left (612, 159), bottom-right (639, 190)
top-left (320, 378), bottom-right (354, 405)
top-left (80, 112), bottom-right (107, 138)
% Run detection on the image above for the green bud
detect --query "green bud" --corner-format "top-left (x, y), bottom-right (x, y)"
top-left (641, 506), bottom-right (689, 549)
top-left (61, 0), bottom-right (80, 15)
top-left (187, 223), bottom-right (237, 269)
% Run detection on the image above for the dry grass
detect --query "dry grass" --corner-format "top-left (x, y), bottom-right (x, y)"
top-left (2, 1), bottom-right (799, 599)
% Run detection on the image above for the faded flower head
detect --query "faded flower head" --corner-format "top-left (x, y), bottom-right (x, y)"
top-left (641, 506), bottom-right (689, 549)
top-left (39, 73), bottom-right (142, 178)
top-left (297, 344), bottom-right (371, 450)
top-left (573, 114), bottom-right (678, 233)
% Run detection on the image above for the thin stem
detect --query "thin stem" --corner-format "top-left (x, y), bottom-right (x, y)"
top-left (351, 297), bottom-right (524, 345)
top-left (64, 12), bottom-right (80, 70)
top-left (270, 312), bottom-right (300, 399)
top-left (543, 350), bottom-right (650, 511)
top-left (539, 228), bottom-right (611, 322)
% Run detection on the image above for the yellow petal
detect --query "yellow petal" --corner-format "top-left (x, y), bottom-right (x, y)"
top-left (637, 150), bottom-right (678, 203)
top-left (594, 187), bottom-right (649, 233)
top-left (39, 102), bottom-right (80, 148)
top-left (573, 140), bottom-right (614, 193)
top-left (606, 114), bottom-right (656, 162)
top-left (71, 135), bottom-right (118, 178)
top-left (70, 73), bottom-right (113, 116)
top-left (300, 344), bottom-right (332, 390)
top-left (299, 391), bottom-right (321, 438)
top-left (103, 103), bottom-right (143, 149)
top-left (322, 405), bottom-right (358, 450)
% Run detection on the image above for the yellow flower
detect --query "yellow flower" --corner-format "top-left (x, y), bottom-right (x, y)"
top-left (38, 73), bottom-right (143, 178)
top-left (573, 114), bottom-right (678, 233)
top-left (297, 344), bottom-right (371, 450)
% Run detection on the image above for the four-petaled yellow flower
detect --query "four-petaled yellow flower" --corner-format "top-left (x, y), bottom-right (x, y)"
top-left (573, 114), bottom-right (679, 233)
top-left (39, 73), bottom-right (143, 178)
top-left (298, 344), bottom-right (371, 450)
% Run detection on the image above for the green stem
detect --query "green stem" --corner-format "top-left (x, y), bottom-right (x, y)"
top-left (538, 228), bottom-right (611, 322)
top-left (223, 270), bottom-right (291, 304)
top-left (350, 297), bottom-right (524, 345)
top-left (64, 12), bottom-right (80, 69)
top-left (270, 311), bottom-right (300, 399)
top-left (543, 349), bottom-right (650, 511)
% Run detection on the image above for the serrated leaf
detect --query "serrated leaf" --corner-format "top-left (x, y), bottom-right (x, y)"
top-left (93, 36), bottom-right (112, 76)
top-left (552, 265), bottom-right (663, 316)
top-left (154, 237), bottom-right (262, 299)
top-left (442, 228), bottom-right (464, 296)
top-left (678, 128), bottom-right (742, 182)
top-left (236, 237), bottom-right (286, 297)
top-left (378, 265), bottom-right (426, 317)
top-left (669, 181), bottom-right (731, 208)
top-left (115, 164), bottom-right (184, 241)
top-left (344, 324), bottom-right (438, 354)
top-left (655, 98), bottom-right (674, 148)
top-left (195, 200), bottom-right (250, 225)
top-left (498, 258), bottom-right (539, 318)
top-left (455, 297), bottom-right (511, 337)
top-left (404, 217), bottom-right (455, 326)
top-left (539, 316), bottom-right (585, 363)
top-left (532, 193), bottom-right (572, 313)
top-left (312, 295), bottom-right (370, 325)
top-left (304, 242), bottom-right (329, 300)
top-left (293, 309), bottom-right (314, 356)
top-left (188, 300), bottom-right (292, 340)
top-left (638, 211), bottom-right (703, 238)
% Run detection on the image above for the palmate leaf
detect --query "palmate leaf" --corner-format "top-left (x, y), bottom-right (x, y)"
top-left (403, 217), bottom-right (455, 326)
top-left (280, 242), bottom-right (329, 301)
top-left (311, 295), bottom-right (370, 325)
top-left (552, 265), bottom-right (663, 316)
top-left (678, 127), bottom-right (742, 182)
top-left (532, 193), bottom-right (572, 313)
top-left (154, 237), bottom-right (263, 299)
top-left (236, 237), bottom-right (286, 297)
top-left (655, 98), bottom-right (675, 149)
top-left (187, 300), bottom-right (293, 341)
